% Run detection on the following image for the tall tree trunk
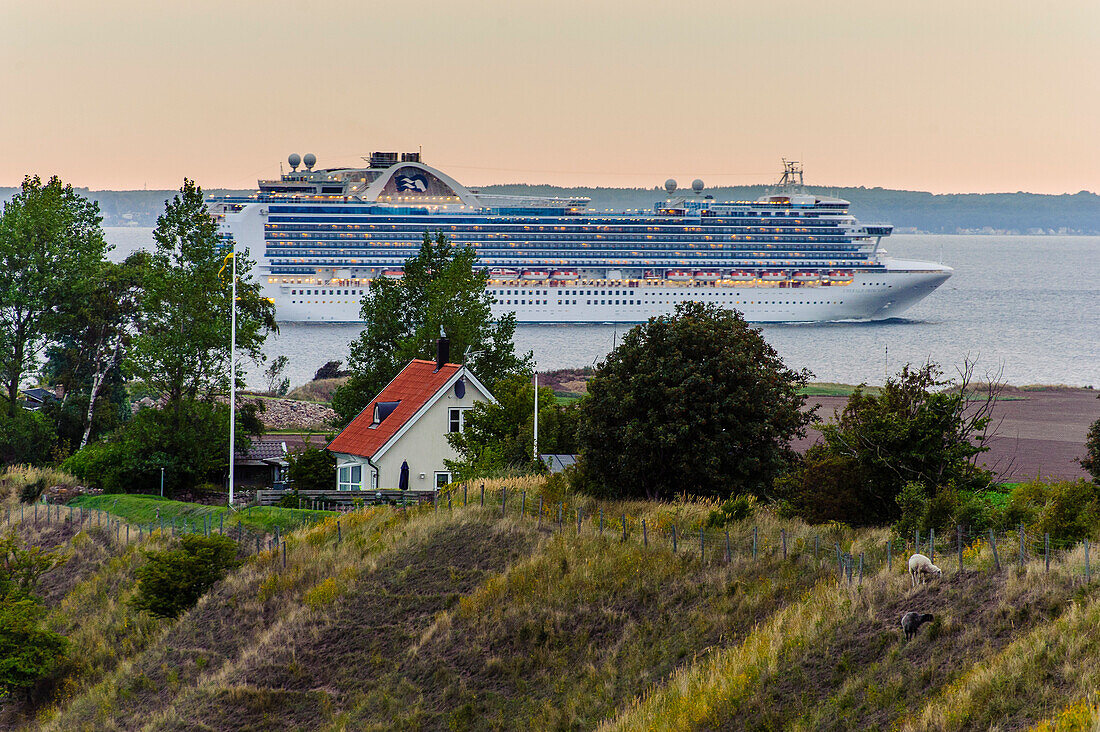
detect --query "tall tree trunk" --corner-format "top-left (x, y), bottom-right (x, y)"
top-left (79, 339), bottom-right (120, 450)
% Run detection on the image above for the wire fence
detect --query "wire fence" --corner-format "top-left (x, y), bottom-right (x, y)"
top-left (3, 489), bottom-right (1095, 586)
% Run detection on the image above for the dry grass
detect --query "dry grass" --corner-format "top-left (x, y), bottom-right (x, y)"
top-left (285, 377), bottom-right (347, 403)
top-left (0, 465), bottom-right (83, 505)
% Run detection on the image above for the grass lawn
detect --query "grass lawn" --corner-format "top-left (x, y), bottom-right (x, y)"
top-left (68, 494), bottom-right (333, 535)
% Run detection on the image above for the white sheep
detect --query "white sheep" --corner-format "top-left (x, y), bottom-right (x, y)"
top-left (908, 553), bottom-right (942, 586)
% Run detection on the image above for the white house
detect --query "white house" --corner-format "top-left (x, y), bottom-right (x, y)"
top-left (326, 343), bottom-right (495, 492)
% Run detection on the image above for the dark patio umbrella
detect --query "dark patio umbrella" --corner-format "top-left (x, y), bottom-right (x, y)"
top-left (399, 460), bottom-right (409, 491)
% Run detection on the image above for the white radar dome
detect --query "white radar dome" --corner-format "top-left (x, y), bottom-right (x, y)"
top-left (288, 153), bottom-right (301, 170)
top-left (303, 153), bottom-right (316, 170)
top-left (664, 179), bottom-right (678, 195)
top-left (692, 179), bottom-right (705, 193)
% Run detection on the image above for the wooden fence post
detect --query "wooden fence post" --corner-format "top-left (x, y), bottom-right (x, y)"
top-left (1020, 524), bottom-right (1026, 567)
top-left (887, 539), bottom-right (892, 569)
top-left (930, 528), bottom-right (936, 564)
top-left (815, 535), bottom-right (819, 561)
top-left (1045, 533), bottom-right (1050, 573)
top-left (1086, 540), bottom-right (1091, 583)
top-left (642, 519), bottom-right (648, 547)
top-left (990, 529), bottom-right (1000, 571)
top-left (752, 526), bottom-right (757, 560)
top-left (700, 528), bottom-right (705, 560)
top-left (915, 529), bottom-right (920, 556)
top-left (836, 543), bottom-right (842, 580)
top-left (858, 553), bottom-right (864, 585)
top-left (557, 503), bottom-right (562, 530)
top-left (464, 485), bottom-right (468, 506)
top-left (480, 484), bottom-right (485, 507)
top-left (337, 520), bottom-right (342, 544)
top-left (577, 508), bottom-right (582, 534)
top-left (725, 530), bottom-right (731, 563)
top-left (781, 529), bottom-right (787, 560)
top-left (501, 488), bottom-right (507, 517)
top-left (521, 491), bottom-right (526, 517)
top-left (282, 541), bottom-right (286, 568)
top-left (622, 514), bottom-right (627, 543)
top-left (537, 498), bottom-right (543, 529)
top-left (958, 525), bottom-right (964, 573)
top-left (672, 525), bottom-right (678, 553)
top-left (599, 509), bottom-right (604, 535)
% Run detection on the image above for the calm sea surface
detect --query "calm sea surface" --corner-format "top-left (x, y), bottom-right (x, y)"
top-left (105, 228), bottom-right (1100, 389)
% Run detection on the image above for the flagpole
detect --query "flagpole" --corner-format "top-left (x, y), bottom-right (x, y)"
top-left (229, 250), bottom-right (236, 507)
top-left (533, 370), bottom-right (539, 460)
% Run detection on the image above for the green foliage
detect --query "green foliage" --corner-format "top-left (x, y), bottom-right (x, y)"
top-left (127, 179), bottom-right (275, 405)
top-left (332, 232), bottom-right (531, 425)
top-left (577, 302), bottom-right (811, 501)
top-left (18, 477), bottom-right (46, 504)
top-left (1006, 479), bottom-right (1100, 546)
top-left (285, 443), bottom-right (336, 493)
top-left (445, 373), bottom-right (580, 480)
top-left (313, 360), bottom-right (348, 381)
top-left (264, 355), bottom-right (290, 396)
top-left (0, 596), bottom-right (68, 700)
top-left (0, 533), bottom-right (69, 700)
top-left (131, 534), bottom-right (240, 619)
top-left (1082, 415), bottom-right (1100, 483)
top-left (705, 494), bottom-right (758, 529)
top-left (63, 400), bottom-right (255, 495)
top-left (0, 407), bottom-right (55, 467)
top-left (789, 363), bottom-right (995, 525)
top-left (44, 252), bottom-right (147, 454)
top-left (0, 175), bottom-right (107, 416)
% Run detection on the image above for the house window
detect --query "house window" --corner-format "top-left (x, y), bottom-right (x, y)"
top-left (338, 464), bottom-right (362, 491)
top-left (435, 471), bottom-right (452, 490)
top-left (448, 407), bottom-right (468, 433)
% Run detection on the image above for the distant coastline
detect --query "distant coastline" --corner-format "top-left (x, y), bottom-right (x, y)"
top-left (4, 185), bottom-right (1100, 234)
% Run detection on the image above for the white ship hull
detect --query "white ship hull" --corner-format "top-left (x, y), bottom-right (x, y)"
top-left (262, 259), bottom-right (950, 324)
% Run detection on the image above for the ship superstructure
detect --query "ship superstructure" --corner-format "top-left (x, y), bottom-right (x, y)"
top-left (211, 153), bottom-right (951, 323)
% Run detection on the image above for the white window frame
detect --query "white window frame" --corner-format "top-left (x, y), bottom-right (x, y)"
top-left (337, 464), bottom-right (362, 491)
top-left (447, 407), bottom-right (469, 433)
top-left (434, 471), bottom-right (452, 490)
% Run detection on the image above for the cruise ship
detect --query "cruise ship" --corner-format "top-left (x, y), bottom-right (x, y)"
top-left (211, 152), bottom-right (951, 323)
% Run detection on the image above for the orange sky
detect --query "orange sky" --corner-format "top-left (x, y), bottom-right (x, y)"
top-left (3, 0), bottom-right (1099, 194)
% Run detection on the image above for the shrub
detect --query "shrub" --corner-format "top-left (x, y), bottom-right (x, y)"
top-left (18, 478), bottom-right (47, 504)
top-left (131, 534), bottom-right (240, 618)
top-left (705, 494), bottom-right (758, 529)
top-left (774, 452), bottom-right (873, 526)
top-left (0, 408), bottom-right (55, 468)
top-left (285, 443), bottom-right (336, 493)
top-left (1082, 416), bottom-right (1100, 483)
top-left (1032, 479), bottom-right (1100, 546)
top-left (0, 597), bottom-right (68, 701)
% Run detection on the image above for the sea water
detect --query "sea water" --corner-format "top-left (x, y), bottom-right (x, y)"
top-left (105, 229), bottom-right (1100, 389)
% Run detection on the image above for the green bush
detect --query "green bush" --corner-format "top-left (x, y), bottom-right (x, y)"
top-left (131, 534), bottom-right (240, 618)
top-left (705, 494), bottom-right (758, 529)
top-left (18, 477), bottom-right (47, 504)
top-left (0, 409), bottom-right (55, 468)
top-left (1032, 480), bottom-right (1100, 546)
top-left (0, 597), bottom-right (68, 701)
top-left (285, 443), bottom-right (335, 493)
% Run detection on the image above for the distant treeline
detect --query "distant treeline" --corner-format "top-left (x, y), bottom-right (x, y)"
top-left (3, 184), bottom-right (1100, 234)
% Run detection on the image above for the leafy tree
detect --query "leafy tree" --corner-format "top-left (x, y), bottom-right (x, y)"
top-left (445, 374), bottom-right (580, 480)
top-left (0, 175), bottom-right (107, 415)
top-left (62, 400), bottom-right (258, 495)
top-left (0, 409), bottom-right (55, 468)
top-left (0, 533), bottom-right (68, 701)
top-left (332, 232), bottom-right (531, 425)
top-left (577, 302), bottom-right (812, 501)
top-left (792, 362), bottom-right (997, 525)
top-left (263, 355), bottom-right (290, 396)
top-left (285, 443), bottom-right (337, 492)
top-left (128, 179), bottom-right (276, 406)
top-left (1082, 414), bottom-right (1100, 483)
top-left (45, 252), bottom-right (148, 452)
top-left (131, 534), bottom-right (240, 618)
top-left (313, 360), bottom-right (348, 381)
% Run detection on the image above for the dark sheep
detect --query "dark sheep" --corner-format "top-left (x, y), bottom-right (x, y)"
top-left (901, 611), bottom-right (935, 640)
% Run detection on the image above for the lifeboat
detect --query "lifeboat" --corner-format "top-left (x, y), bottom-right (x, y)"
top-left (694, 270), bottom-right (721, 281)
top-left (550, 270), bottom-right (578, 280)
top-left (665, 270), bottom-right (693, 281)
top-left (792, 271), bottom-right (820, 282)
top-left (759, 270), bottom-right (788, 282)
top-left (382, 269), bottom-right (404, 279)
top-left (490, 267), bottom-right (519, 279)
top-left (728, 270), bottom-right (756, 282)
top-left (522, 270), bottom-right (549, 281)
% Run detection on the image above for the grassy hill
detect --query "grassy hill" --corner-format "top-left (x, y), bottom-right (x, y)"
top-left (4, 477), bottom-right (1100, 730)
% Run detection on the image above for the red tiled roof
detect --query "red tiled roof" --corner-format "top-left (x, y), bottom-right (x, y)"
top-left (327, 359), bottom-right (460, 458)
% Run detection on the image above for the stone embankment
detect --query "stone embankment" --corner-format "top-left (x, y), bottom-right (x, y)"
top-left (131, 395), bottom-right (336, 431)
